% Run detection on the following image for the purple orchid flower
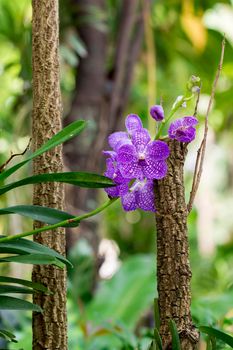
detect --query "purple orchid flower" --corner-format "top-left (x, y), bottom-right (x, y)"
top-left (122, 179), bottom-right (156, 212)
top-left (150, 105), bottom-right (164, 121)
top-left (107, 114), bottom-right (143, 152)
top-left (103, 113), bottom-right (169, 212)
top-left (117, 128), bottom-right (170, 180)
top-left (168, 116), bottom-right (198, 143)
top-left (104, 158), bottom-right (130, 198)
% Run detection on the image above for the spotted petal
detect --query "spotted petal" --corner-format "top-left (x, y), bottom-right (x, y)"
top-left (136, 181), bottom-right (156, 212)
top-left (183, 116), bottom-right (198, 127)
top-left (125, 114), bottom-right (143, 135)
top-left (104, 158), bottom-right (115, 178)
top-left (108, 131), bottom-right (129, 151)
top-left (131, 128), bottom-right (151, 153)
top-left (121, 191), bottom-right (137, 211)
top-left (102, 150), bottom-right (117, 159)
top-left (117, 144), bottom-right (137, 163)
top-left (146, 140), bottom-right (170, 161)
top-left (104, 158), bottom-right (129, 184)
top-left (168, 119), bottom-right (182, 138)
top-left (143, 160), bottom-right (167, 179)
top-left (176, 126), bottom-right (196, 142)
top-left (105, 182), bottom-right (129, 198)
top-left (118, 161), bottom-right (143, 179)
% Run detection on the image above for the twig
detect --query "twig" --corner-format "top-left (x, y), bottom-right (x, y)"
top-left (0, 138), bottom-right (32, 173)
top-left (187, 36), bottom-right (225, 213)
top-left (193, 82), bottom-right (202, 118)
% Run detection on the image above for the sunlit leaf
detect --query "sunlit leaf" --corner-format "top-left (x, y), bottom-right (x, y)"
top-left (0, 120), bottom-right (86, 182)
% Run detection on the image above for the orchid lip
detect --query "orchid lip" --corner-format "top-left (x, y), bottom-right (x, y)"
top-left (138, 152), bottom-right (145, 160)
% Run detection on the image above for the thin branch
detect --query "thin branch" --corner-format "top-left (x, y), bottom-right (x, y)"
top-left (187, 37), bottom-right (225, 213)
top-left (193, 82), bottom-right (202, 118)
top-left (0, 138), bottom-right (32, 173)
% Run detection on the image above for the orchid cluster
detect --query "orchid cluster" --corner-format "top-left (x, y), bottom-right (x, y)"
top-left (103, 107), bottom-right (198, 212)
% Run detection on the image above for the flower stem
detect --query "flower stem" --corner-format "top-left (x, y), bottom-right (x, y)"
top-left (0, 197), bottom-right (118, 243)
top-left (156, 94), bottom-right (193, 139)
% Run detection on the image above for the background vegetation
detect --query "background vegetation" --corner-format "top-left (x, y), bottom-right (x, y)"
top-left (0, 0), bottom-right (233, 349)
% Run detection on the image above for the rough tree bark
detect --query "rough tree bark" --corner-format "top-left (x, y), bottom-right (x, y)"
top-left (154, 140), bottom-right (199, 350)
top-left (31, 1), bottom-right (67, 349)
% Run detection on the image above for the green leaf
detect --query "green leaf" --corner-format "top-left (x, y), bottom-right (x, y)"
top-left (0, 120), bottom-right (86, 182)
top-left (154, 328), bottom-right (163, 350)
top-left (0, 254), bottom-right (65, 268)
top-left (147, 341), bottom-right (157, 350)
top-left (0, 329), bottom-right (17, 343)
top-left (0, 276), bottom-right (49, 293)
top-left (0, 237), bottom-right (72, 268)
top-left (86, 255), bottom-right (156, 329)
top-left (199, 326), bottom-right (233, 347)
top-left (0, 205), bottom-right (78, 226)
top-left (169, 320), bottom-right (181, 350)
top-left (0, 172), bottom-right (114, 195)
top-left (0, 296), bottom-right (42, 312)
top-left (0, 285), bottom-right (34, 294)
top-left (210, 336), bottom-right (217, 350)
top-left (206, 337), bottom-right (212, 350)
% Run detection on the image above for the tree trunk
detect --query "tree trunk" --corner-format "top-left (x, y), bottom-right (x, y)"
top-left (64, 0), bottom-right (143, 252)
top-left (64, 0), bottom-right (107, 254)
top-left (31, 1), bottom-right (67, 349)
top-left (154, 140), bottom-right (199, 350)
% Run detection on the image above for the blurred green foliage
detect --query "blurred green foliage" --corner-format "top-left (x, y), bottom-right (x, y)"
top-left (0, 0), bottom-right (233, 349)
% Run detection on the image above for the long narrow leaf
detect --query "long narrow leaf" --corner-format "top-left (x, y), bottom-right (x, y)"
top-left (0, 285), bottom-right (34, 294)
top-left (0, 120), bottom-right (86, 182)
top-left (199, 326), bottom-right (233, 347)
top-left (0, 296), bottom-right (42, 312)
top-left (0, 237), bottom-right (72, 267)
top-left (210, 336), bottom-right (217, 350)
top-left (0, 329), bottom-right (17, 343)
top-left (169, 320), bottom-right (181, 350)
top-left (0, 205), bottom-right (78, 226)
top-left (206, 337), bottom-right (212, 350)
top-left (154, 328), bottom-right (163, 350)
top-left (0, 254), bottom-right (65, 268)
top-left (0, 276), bottom-right (48, 293)
top-left (0, 172), bottom-right (114, 195)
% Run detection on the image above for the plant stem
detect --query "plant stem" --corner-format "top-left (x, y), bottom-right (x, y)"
top-left (156, 94), bottom-right (193, 139)
top-left (0, 197), bottom-right (118, 243)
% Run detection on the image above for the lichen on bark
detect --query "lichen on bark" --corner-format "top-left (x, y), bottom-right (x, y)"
top-left (154, 139), bottom-right (199, 349)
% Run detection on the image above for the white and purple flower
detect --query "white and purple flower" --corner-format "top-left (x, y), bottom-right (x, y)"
top-left (122, 179), bottom-right (156, 212)
top-left (103, 113), bottom-right (198, 212)
top-left (103, 114), bottom-right (170, 212)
